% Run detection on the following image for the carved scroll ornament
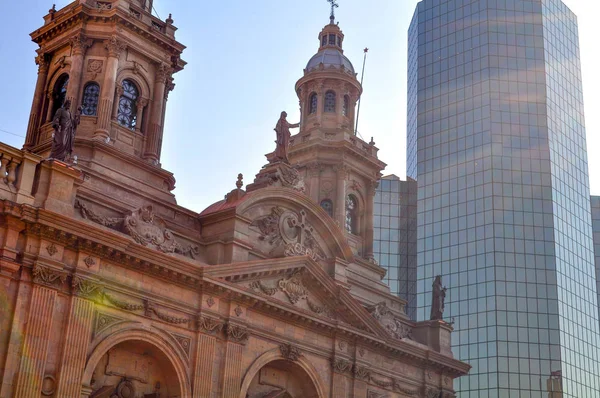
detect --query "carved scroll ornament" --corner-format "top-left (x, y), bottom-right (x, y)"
top-left (32, 264), bottom-right (67, 287)
top-left (367, 302), bottom-right (413, 340)
top-left (225, 324), bottom-right (248, 343)
top-left (75, 201), bottom-right (199, 259)
top-left (250, 206), bottom-right (326, 261)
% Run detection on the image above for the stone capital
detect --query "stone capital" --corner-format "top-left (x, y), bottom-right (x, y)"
top-left (32, 263), bottom-right (67, 288)
top-left (70, 33), bottom-right (93, 55)
top-left (35, 54), bottom-right (49, 73)
top-left (155, 63), bottom-right (173, 84)
top-left (104, 36), bottom-right (126, 58)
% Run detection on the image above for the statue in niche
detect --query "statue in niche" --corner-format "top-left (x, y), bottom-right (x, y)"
top-left (50, 99), bottom-right (81, 162)
top-left (430, 275), bottom-right (447, 321)
top-left (273, 111), bottom-right (299, 164)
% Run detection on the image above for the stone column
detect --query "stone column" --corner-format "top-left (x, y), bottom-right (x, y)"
top-left (221, 323), bottom-right (247, 398)
top-left (331, 358), bottom-right (351, 398)
top-left (65, 34), bottom-right (91, 109)
top-left (55, 280), bottom-right (96, 398)
top-left (13, 270), bottom-right (64, 398)
top-left (143, 63), bottom-right (171, 163)
top-left (193, 316), bottom-right (222, 398)
top-left (24, 54), bottom-right (50, 149)
top-left (94, 36), bottom-right (126, 141)
top-left (335, 165), bottom-right (348, 229)
top-left (44, 91), bottom-right (54, 125)
top-left (135, 98), bottom-right (148, 133)
top-left (364, 180), bottom-right (376, 259)
top-left (307, 163), bottom-right (321, 203)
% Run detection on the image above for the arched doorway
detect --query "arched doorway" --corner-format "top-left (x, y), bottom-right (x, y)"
top-left (88, 340), bottom-right (180, 398)
top-left (244, 359), bottom-right (320, 398)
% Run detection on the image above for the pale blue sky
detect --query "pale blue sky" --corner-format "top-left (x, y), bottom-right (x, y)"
top-left (1, 0), bottom-right (599, 212)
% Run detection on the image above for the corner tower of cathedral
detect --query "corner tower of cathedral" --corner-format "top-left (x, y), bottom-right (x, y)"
top-left (289, 15), bottom-right (386, 263)
top-left (23, 0), bottom-right (185, 205)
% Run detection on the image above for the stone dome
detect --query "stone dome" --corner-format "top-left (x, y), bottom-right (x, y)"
top-left (306, 48), bottom-right (355, 74)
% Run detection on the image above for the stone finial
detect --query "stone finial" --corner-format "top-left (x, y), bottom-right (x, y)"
top-left (236, 173), bottom-right (243, 189)
top-left (369, 136), bottom-right (375, 146)
top-left (166, 13), bottom-right (174, 24)
top-left (49, 4), bottom-right (56, 16)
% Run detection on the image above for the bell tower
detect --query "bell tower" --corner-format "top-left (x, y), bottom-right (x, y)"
top-left (288, 9), bottom-right (385, 261)
top-left (23, 0), bottom-right (185, 203)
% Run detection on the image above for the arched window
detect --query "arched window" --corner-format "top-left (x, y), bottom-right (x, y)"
top-left (117, 79), bottom-right (139, 129)
top-left (309, 93), bottom-right (318, 114)
top-left (324, 90), bottom-right (336, 113)
top-left (342, 95), bottom-right (350, 116)
top-left (51, 74), bottom-right (69, 117)
top-left (345, 195), bottom-right (358, 234)
top-left (81, 82), bottom-right (100, 116)
top-left (320, 199), bottom-right (333, 217)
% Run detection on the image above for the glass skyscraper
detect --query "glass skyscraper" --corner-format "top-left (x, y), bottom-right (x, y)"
top-left (591, 196), bottom-right (600, 327)
top-left (408, 0), bottom-right (600, 396)
top-left (374, 175), bottom-right (418, 319)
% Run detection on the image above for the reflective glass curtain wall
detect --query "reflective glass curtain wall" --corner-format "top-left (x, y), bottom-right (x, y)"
top-left (592, 196), bottom-right (600, 334)
top-left (374, 176), bottom-right (418, 319)
top-left (409, 0), bottom-right (600, 396)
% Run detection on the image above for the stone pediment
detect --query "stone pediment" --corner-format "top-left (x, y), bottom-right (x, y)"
top-left (206, 258), bottom-right (389, 337)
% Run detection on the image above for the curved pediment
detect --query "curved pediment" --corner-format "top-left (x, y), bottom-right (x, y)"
top-left (237, 187), bottom-right (354, 263)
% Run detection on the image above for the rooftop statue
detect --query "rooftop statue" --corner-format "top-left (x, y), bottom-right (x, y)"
top-left (430, 275), bottom-right (447, 321)
top-left (50, 99), bottom-right (81, 162)
top-left (273, 111), bottom-right (299, 164)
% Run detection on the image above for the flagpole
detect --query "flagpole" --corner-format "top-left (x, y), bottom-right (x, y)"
top-left (354, 47), bottom-right (369, 136)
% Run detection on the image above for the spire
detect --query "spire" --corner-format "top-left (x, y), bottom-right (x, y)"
top-left (327, 0), bottom-right (339, 24)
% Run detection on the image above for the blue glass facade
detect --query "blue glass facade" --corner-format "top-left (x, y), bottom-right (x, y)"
top-left (408, 0), bottom-right (600, 396)
top-left (374, 175), bottom-right (418, 319)
top-left (591, 196), bottom-right (600, 332)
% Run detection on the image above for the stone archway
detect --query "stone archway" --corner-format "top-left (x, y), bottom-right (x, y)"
top-left (240, 349), bottom-right (324, 398)
top-left (81, 328), bottom-right (192, 398)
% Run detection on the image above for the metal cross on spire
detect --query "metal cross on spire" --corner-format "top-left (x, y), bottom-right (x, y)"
top-left (327, 0), bottom-right (339, 23)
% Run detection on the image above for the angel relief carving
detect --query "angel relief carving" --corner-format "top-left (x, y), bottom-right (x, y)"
top-left (250, 206), bottom-right (326, 261)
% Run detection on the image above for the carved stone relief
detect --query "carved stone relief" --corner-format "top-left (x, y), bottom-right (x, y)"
top-left (197, 316), bottom-right (224, 334)
top-left (32, 264), bottom-right (67, 288)
top-left (249, 270), bottom-right (334, 318)
top-left (331, 358), bottom-right (352, 374)
top-left (250, 206), bottom-right (326, 261)
top-left (75, 201), bottom-right (199, 259)
top-left (367, 302), bottom-right (413, 340)
top-left (225, 323), bottom-right (248, 344)
top-left (279, 343), bottom-right (302, 361)
top-left (94, 312), bottom-right (125, 336)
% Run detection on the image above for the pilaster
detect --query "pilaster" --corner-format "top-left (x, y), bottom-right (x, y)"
top-left (94, 36), bottom-right (126, 141)
top-left (144, 63), bottom-right (170, 163)
top-left (193, 316), bottom-right (222, 397)
top-left (54, 285), bottom-right (95, 398)
top-left (13, 281), bottom-right (60, 397)
top-left (220, 323), bottom-right (247, 398)
top-left (65, 33), bottom-right (92, 108)
top-left (33, 160), bottom-right (83, 216)
top-left (24, 54), bottom-right (50, 149)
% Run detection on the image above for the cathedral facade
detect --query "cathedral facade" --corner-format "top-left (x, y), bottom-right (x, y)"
top-left (0, 1), bottom-right (468, 397)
